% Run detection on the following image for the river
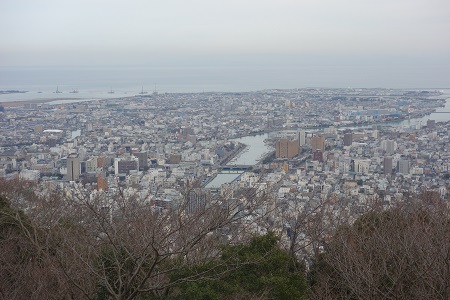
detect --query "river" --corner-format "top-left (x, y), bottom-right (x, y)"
top-left (206, 90), bottom-right (450, 189)
top-left (205, 134), bottom-right (270, 188)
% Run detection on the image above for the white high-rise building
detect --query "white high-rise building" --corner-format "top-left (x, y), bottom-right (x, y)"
top-left (298, 130), bottom-right (306, 146)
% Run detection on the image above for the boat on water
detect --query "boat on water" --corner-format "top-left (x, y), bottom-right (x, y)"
top-left (70, 89), bottom-right (79, 94)
top-left (108, 87), bottom-right (114, 94)
top-left (139, 86), bottom-right (148, 95)
top-left (55, 86), bottom-right (62, 93)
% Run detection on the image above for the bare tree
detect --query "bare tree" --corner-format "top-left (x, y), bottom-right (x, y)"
top-left (309, 196), bottom-right (450, 300)
top-left (0, 178), bottom-right (272, 300)
top-left (0, 191), bottom-right (71, 300)
top-left (276, 188), bottom-right (354, 272)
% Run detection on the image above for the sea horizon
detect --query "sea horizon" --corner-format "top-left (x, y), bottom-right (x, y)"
top-left (1, 65), bottom-right (449, 102)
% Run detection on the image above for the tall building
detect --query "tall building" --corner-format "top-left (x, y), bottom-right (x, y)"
top-left (354, 159), bottom-right (370, 175)
top-left (298, 130), bottom-right (306, 146)
top-left (276, 139), bottom-right (300, 159)
top-left (67, 154), bottom-right (80, 181)
top-left (343, 133), bottom-right (353, 146)
top-left (133, 151), bottom-right (148, 170)
top-left (311, 136), bottom-right (325, 153)
top-left (398, 159), bottom-right (410, 175)
top-left (383, 157), bottom-right (393, 175)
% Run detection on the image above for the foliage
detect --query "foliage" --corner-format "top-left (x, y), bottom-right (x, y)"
top-left (164, 232), bottom-right (308, 300)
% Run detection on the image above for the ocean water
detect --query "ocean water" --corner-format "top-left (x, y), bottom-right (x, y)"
top-left (1, 65), bottom-right (449, 103)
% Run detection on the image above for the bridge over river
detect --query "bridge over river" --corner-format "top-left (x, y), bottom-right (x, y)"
top-left (220, 165), bottom-right (252, 173)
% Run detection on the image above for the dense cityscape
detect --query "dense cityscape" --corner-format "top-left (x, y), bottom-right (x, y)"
top-left (0, 88), bottom-right (449, 221)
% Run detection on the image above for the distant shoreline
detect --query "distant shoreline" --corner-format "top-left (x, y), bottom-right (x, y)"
top-left (0, 90), bottom-right (28, 95)
top-left (0, 98), bottom-right (85, 107)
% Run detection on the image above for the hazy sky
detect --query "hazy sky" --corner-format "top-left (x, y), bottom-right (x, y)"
top-left (1, 0), bottom-right (450, 89)
top-left (1, 0), bottom-right (448, 66)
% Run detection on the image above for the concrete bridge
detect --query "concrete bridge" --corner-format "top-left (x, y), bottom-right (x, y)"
top-left (221, 165), bottom-right (252, 173)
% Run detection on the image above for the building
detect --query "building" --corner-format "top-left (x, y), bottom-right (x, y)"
top-left (353, 159), bottom-right (370, 175)
top-left (67, 154), bottom-right (80, 181)
top-left (83, 172), bottom-right (98, 184)
top-left (312, 149), bottom-right (323, 162)
top-left (34, 125), bottom-right (44, 133)
top-left (47, 137), bottom-right (57, 147)
top-left (114, 158), bottom-right (139, 175)
top-left (381, 140), bottom-right (397, 154)
top-left (79, 161), bottom-right (85, 175)
top-left (311, 136), bottom-right (325, 153)
top-left (97, 156), bottom-right (111, 169)
top-left (398, 159), bottom-right (410, 175)
top-left (383, 157), bottom-right (393, 175)
top-left (133, 151), bottom-right (148, 170)
top-left (427, 119), bottom-right (436, 129)
top-left (97, 173), bottom-right (108, 191)
top-left (343, 133), bottom-right (353, 146)
top-left (276, 139), bottom-right (300, 159)
top-left (168, 154), bottom-right (182, 164)
top-left (19, 169), bottom-right (40, 181)
top-left (324, 126), bottom-right (337, 135)
top-left (187, 188), bottom-right (209, 214)
top-left (298, 130), bottom-right (306, 146)
top-left (86, 157), bottom-right (98, 172)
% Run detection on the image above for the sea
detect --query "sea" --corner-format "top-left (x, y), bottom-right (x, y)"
top-left (1, 66), bottom-right (449, 103)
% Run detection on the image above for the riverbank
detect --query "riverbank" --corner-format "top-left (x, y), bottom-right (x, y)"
top-left (219, 142), bottom-right (247, 166)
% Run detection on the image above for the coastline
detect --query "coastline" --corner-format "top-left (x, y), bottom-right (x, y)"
top-left (0, 98), bottom-right (84, 107)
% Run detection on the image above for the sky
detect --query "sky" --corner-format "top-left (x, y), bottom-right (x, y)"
top-left (1, 0), bottom-right (450, 88)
